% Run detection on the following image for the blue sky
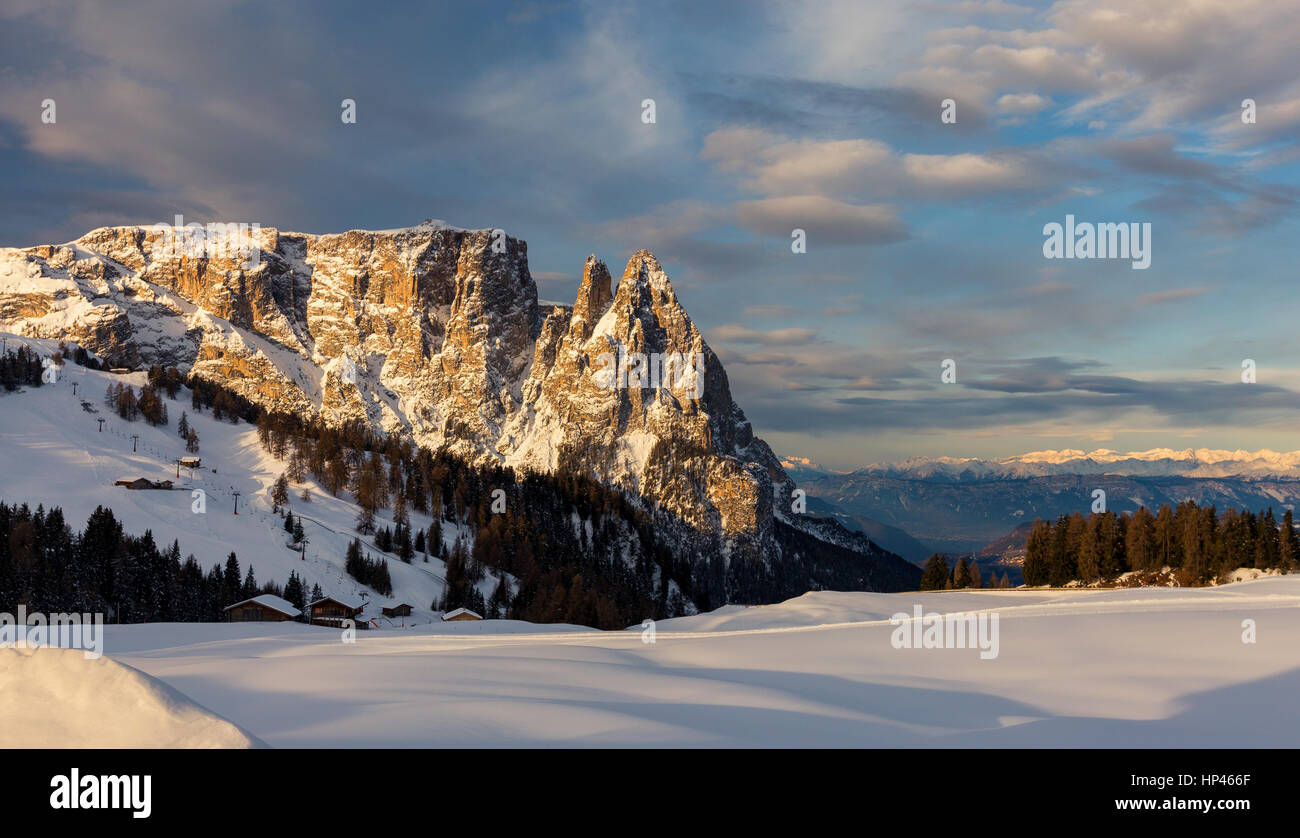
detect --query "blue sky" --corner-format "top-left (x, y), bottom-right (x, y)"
top-left (2, 0), bottom-right (1298, 469)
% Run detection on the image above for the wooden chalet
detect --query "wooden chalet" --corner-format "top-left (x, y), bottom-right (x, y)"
top-left (114, 477), bottom-right (174, 490)
top-left (224, 594), bottom-right (301, 622)
top-left (310, 594), bottom-right (366, 628)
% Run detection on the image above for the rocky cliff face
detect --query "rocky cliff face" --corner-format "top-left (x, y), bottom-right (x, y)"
top-left (0, 220), bottom-right (919, 599)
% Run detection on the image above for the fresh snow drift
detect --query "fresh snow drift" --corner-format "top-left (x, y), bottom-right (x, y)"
top-left (0, 647), bottom-right (263, 748)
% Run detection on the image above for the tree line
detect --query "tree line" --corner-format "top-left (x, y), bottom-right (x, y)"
top-left (919, 554), bottom-right (1014, 590)
top-left (0, 502), bottom-right (320, 622)
top-left (1023, 502), bottom-right (1297, 586)
top-left (1, 340), bottom-right (110, 393)
top-left (0, 344), bottom-right (46, 391)
top-left (344, 538), bottom-right (393, 597)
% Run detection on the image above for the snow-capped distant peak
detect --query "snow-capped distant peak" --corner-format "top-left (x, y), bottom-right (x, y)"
top-left (863, 448), bottom-right (1300, 479)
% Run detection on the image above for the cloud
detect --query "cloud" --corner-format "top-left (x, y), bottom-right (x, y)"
top-left (996, 92), bottom-right (1051, 114)
top-left (814, 374), bottom-right (1300, 433)
top-left (682, 73), bottom-right (943, 136)
top-left (700, 126), bottom-right (1069, 202)
top-left (742, 304), bottom-right (800, 318)
top-left (712, 324), bottom-right (820, 346)
top-left (581, 200), bottom-right (774, 276)
top-left (901, 152), bottom-right (1025, 192)
top-left (1093, 135), bottom-right (1222, 180)
top-left (703, 130), bottom-right (894, 196)
top-left (1136, 288), bottom-right (1208, 306)
top-left (922, 0), bottom-right (1033, 15)
top-left (733, 195), bottom-right (908, 245)
top-left (1210, 91), bottom-right (1300, 149)
top-left (1134, 183), bottom-right (1298, 237)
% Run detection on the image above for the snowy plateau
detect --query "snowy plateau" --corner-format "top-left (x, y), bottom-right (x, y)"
top-left (5, 580), bottom-right (1300, 747)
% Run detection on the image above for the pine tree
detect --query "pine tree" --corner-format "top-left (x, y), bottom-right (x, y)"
top-left (283, 571), bottom-right (306, 616)
top-left (1126, 506), bottom-right (1157, 572)
top-left (355, 506), bottom-right (375, 535)
top-left (953, 557), bottom-right (972, 588)
top-left (396, 522), bottom-right (414, 562)
top-left (223, 552), bottom-right (242, 604)
top-left (293, 517), bottom-right (305, 545)
top-left (284, 511), bottom-right (294, 534)
top-left (920, 554), bottom-right (949, 591)
top-left (287, 448), bottom-right (306, 483)
top-left (271, 474), bottom-right (290, 512)
top-left (1023, 520), bottom-right (1050, 586)
top-left (428, 518), bottom-right (442, 556)
top-left (1280, 510), bottom-right (1297, 572)
top-left (345, 538), bottom-right (363, 579)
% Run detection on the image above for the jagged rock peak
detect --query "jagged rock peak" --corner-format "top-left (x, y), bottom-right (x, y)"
top-left (568, 255), bottom-right (612, 340)
top-left (620, 249), bottom-right (672, 293)
top-left (575, 255), bottom-right (612, 313)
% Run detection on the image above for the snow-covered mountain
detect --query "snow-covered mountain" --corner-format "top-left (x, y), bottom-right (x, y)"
top-left (787, 449), bottom-right (1300, 557)
top-left (859, 449), bottom-right (1300, 480)
top-left (0, 223), bottom-right (919, 598)
top-left (799, 469), bottom-right (1300, 554)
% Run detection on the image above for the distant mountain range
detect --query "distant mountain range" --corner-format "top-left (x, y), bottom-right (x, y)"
top-left (847, 449), bottom-right (1300, 480)
top-left (785, 453), bottom-right (1300, 558)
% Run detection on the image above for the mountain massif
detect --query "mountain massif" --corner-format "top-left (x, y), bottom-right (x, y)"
top-left (0, 221), bottom-right (919, 603)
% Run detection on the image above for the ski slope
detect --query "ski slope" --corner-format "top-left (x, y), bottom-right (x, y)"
top-left (4, 575), bottom-right (1286, 748)
top-left (0, 335), bottom-right (494, 623)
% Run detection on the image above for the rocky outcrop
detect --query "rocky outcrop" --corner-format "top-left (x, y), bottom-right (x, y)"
top-left (0, 220), bottom-right (920, 599)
